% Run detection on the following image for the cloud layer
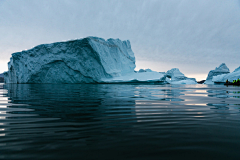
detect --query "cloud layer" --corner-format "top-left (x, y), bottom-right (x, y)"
top-left (1, 0), bottom-right (240, 79)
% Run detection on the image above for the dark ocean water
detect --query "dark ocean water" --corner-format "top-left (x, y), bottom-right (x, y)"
top-left (0, 83), bottom-right (240, 160)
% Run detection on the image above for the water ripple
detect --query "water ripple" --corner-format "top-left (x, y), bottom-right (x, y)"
top-left (0, 83), bottom-right (240, 159)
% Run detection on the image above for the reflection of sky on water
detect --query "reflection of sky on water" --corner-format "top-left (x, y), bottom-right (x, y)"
top-left (1, 83), bottom-right (240, 159)
top-left (2, 83), bottom-right (240, 118)
top-left (0, 85), bottom-right (7, 138)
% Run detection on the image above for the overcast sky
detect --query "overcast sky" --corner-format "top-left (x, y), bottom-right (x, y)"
top-left (1, 0), bottom-right (240, 80)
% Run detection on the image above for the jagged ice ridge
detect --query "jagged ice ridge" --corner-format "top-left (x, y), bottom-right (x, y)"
top-left (204, 63), bottom-right (230, 84)
top-left (212, 66), bottom-right (240, 83)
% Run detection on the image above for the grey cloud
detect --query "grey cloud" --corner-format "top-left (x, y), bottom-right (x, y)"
top-left (0, 0), bottom-right (240, 76)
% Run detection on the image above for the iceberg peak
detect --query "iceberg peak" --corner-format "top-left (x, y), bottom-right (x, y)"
top-left (165, 68), bottom-right (197, 84)
top-left (166, 68), bottom-right (185, 80)
top-left (214, 63), bottom-right (230, 72)
top-left (204, 63), bottom-right (230, 84)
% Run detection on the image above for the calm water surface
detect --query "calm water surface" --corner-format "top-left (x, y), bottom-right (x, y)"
top-left (0, 83), bottom-right (240, 160)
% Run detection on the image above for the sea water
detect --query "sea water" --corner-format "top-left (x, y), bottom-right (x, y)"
top-left (0, 83), bottom-right (240, 160)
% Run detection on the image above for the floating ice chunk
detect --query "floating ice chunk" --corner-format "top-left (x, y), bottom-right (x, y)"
top-left (137, 69), bottom-right (153, 73)
top-left (165, 68), bottom-right (197, 84)
top-left (102, 71), bottom-right (165, 83)
top-left (166, 68), bottom-right (185, 81)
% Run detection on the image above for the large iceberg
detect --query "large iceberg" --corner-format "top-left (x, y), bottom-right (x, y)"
top-left (204, 63), bottom-right (230, 84)
top-left (3, 36), bottom-right (201, 84)
top-left (212, 66), bottom-right (240, 83)
top-left (165, 68), bottom-right (197, 84)
top-left (4, 37), bottom-right (136, 83)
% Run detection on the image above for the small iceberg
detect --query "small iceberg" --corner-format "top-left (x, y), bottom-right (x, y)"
top-left (165, 68), bottom-right (197, 84)
top-left (204, 63), bottom-right (230, 84)
top-left (101, 70), bottom-right (165, 83)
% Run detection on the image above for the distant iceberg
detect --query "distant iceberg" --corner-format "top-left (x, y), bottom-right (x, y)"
top-left (137, 69), bottom-right (153, 73)
top-left (102, 70), bottom-right (165, 83)
top-left (212, 66), bottom-right (240, 83)
top-left (165, 68), bottom-right (197, 84)
top-left (204, 63), bottom-right (230, 84)
top-left (102, 68), bottom-right (196, 84)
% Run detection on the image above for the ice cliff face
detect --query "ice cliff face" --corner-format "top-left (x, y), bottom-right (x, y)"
top-left (4, 37), bottom-right (136, 83)
top-left (165, 68), bottom-right (197, 84)
top-left (212, 66), bottom-right (240, 83)
top-left (204, 63), bottom-right (230, 84)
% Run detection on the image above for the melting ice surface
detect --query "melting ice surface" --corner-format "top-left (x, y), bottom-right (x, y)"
top-left (1, 83), bottom-right (240, 159)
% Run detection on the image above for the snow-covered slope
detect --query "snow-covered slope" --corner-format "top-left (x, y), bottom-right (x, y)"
top-left (165, 68), bottom-right (197, 84)
top-left (4, 37), bottom-right (136, 83)
top-left (204, 63), bottom-right (230, 84)
top-left (212, 66), bottom-right (240, 83)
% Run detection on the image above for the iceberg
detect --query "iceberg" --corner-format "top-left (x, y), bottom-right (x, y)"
top-left (103, 68), bottom-right (196, 84)
top-left (3, 36), bottom-right (201, 85)
top-left (166, 68), bottom-right (186, 81)
top-left (165, 68), bottom-right (197, 84)
top-left (168, 79), bottom-right (198, 84)
top-left (204, 63), bottom-right (230, 84)
top-left (4, 37), bottom-right (136, 83)
top-left (212, 66), bottom-right (240, 83)
top-left (102, 70), bottom-right (165, 83)
top-left (137, 69), bottom-right (153, 73)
